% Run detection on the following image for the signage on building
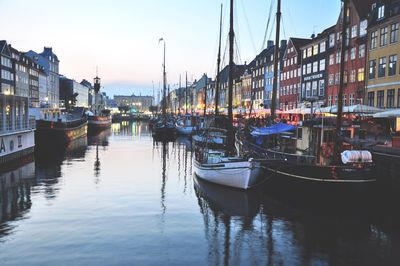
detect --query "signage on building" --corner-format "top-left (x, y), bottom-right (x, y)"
top-left (304, 73), bottom-right (323, 82)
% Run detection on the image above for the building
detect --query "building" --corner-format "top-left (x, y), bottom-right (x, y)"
top-left (25, 47), bottom-right (60, 108)
top-left (366, 0), bottom-right (400, 108)
top-left (300, 27), bottom-right (334, 108)
top-left (240, 67), bottom-right (253, 110)
top-left (59, 76), bottom-right (89, 109)
top-left (279, 38), bottom-right (310, 111)
top-left (266, 40), bottom-right (287, 110)
top-left (326, 0), bottom-right (372, 107)
top-left (113, 94), bottom-right (154, 112)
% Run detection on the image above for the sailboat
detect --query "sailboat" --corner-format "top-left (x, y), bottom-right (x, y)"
top-left (242, 0), bottom-right (376, 187)
top-left (193, 0), bottom-right (268, 190)
top-left (153, 38), bottom-right (176, 139)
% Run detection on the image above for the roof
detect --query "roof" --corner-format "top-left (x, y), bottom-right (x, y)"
top-left (290, 38), bottom-right (311, 52)
top-left (351, 0), bottom-right (376, 19)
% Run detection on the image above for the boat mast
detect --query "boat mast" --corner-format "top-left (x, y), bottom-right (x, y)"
top-left (227, 0), bottom-right (235, 153)
top-left (271, 0), bottom-right (281, 120)
top-left (185, 71), bottom-right (188, 115)
top-left (204, 74), bottom-right (207, 117)
top-left (162, 40), bottom-right (167, 121)
top-left (215, 3), bottom-right (223, 116)
top-left (334, 0), bottom-right (348, 163)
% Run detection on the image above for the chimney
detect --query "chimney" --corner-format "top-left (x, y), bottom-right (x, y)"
top-left (280, 40), bottom-right (287, 48)
top-left (311, 33), bottom-right (316, 39)
top-left (267, 40), bottom-right (274, 49)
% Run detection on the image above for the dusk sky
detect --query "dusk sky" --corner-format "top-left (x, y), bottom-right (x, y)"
top-left (0, 0), bottom-right (341, 97)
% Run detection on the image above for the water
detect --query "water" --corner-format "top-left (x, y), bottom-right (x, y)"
top-left (0, 121), bottom-right (399, 265)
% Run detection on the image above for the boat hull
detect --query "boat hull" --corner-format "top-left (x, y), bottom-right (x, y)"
top-left (0, 130), bottom-right (35, 167)
top-left (35, 119), bottom-right (88, 147)
top-left (193, 159), bottom-right (264, 189)
top-left (88, 116), bottom-right (112, 133)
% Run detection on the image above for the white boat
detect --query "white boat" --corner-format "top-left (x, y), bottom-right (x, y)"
top-left (175, 115), bottom-right (203, 135)
top-left (193, 150), bottom-right (264, 189)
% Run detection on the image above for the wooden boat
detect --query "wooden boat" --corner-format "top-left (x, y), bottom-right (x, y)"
top-left (87, 75), bottom-right (112, 133)
top-left (193, 0), bottom-right (267, 190)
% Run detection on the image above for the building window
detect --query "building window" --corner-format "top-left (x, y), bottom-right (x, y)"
top-left (306, 82), bottom-right (311, 97)
top-left (312, 81), bottom-right (318, 96)
top-left (350, 70), bottom-right (356, 83)
top-left (378, 5), bottom-right (385, 20)
top-left (360, 20), bottom-right (368, 36)
top-left (368, 92), bottom-right (375, 106)
top-left (329, 54), bottom-right (335, 65)
top-left (313, 45), bottom-right (319, 55)
top-left (319, 59), bottom-right (326, 71)
top-left (387, 89), bottom-right (395, 108)
top-left (303, 49), bottom-right (307, 59)
top-left (398, 89), bottom-right (400, 107)
top-left (302, 65), bottom-right (306, 75)
top-left (351, 25), bottom-right (358, 38)
top-left (328, 74), bottom-right (334, 86)
top-left (391, 23), bottom-right (399, 43)
top-left (335, 73), bottom-right (340, 85)
top-left (320, 42), bottom-right (326, 53)
top-left (336, 52), bottom-right (341, 64)
top-left (378, 57), bottom-right (387, 77)
top-left (319, 80), bottom-right (325, 96)
top-left (328, 95), bottom-right (332, 106)
top-left (307, 47), bottom-right (312, 57)
top-left (358, 68), bottom-right (365, 82)
top-left (307, 63), bottom-right (312, 74)
top-left (369, 60), bottom-right (376, 79)
top-left (371, 31), bottom-right (378, 49)
top-left (380, 27), bottom-right (388, 47)
top-left (377, 90), bottom-right (384, 108)
top-left (359, 44), bottom-right (365, 58)
top-left (329, 33), bottom-right (335, 47)
top-left (350, 47), bottom-right (356, 60)
top-left (389, 55), bottom-right (397, 76)
top-left (313, 61), bottom-right (318, 73)
top-left (349, 93), bottom-right (355, 105)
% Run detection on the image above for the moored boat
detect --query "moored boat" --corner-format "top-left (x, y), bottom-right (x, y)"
top-left (87, 75), bottom-right (111, 133)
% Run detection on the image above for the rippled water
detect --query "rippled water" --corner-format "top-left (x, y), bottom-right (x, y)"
top-left (0, 121), bottom-right (399, 265)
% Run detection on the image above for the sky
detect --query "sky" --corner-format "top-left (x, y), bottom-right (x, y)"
top-left (0, 0), bottom-right (341, 98)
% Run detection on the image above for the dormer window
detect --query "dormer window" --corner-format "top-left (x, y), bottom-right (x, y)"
top-left (378, 5), bottom-right (385, 20)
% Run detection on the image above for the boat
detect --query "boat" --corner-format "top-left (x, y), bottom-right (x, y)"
top-left (193, 0), bottom-right (267, 190)
top-left (31, 107), bottom-right (88, 147)
top-left (0, 41), bottom-right (36, 167)
top-left (87, 74), bottom-right (111, 133)
top-left (152, 38), bottom-right (175, 139)
top-left (175, 114), bottom-right (203, 135)
top-left (241, 0), bottom-right (376, 188)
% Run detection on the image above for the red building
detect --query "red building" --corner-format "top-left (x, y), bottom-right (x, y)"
top-left (326, 0), bottom-right (373, 107)
top-left (280, 38), bottom-right (310, 111)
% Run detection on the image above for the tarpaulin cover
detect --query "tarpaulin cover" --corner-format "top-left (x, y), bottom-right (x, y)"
top-left (251, 123), bottom-right (296, 137)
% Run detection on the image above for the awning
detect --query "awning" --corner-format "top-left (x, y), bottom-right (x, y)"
top-left (320, 104), bottom-right (382, 114)
top-left (251, 122), bottom-right (296, 137)
top-left (373, 109), bottom-right (400, 118)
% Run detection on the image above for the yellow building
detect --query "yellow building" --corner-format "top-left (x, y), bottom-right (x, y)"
top-left (366, 1), bottom-right (400, 109)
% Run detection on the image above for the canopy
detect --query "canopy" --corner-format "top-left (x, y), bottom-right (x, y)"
top-left (373, 109), bottom-right (400, 118)
top-left (283, 107), bottom-right (313, 114)
top-left (320, 104), bottom-right (382, 114)
top-left (251, 122), bottom-right (296, 137)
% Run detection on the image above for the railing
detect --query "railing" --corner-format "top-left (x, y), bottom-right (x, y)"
top-left (0, 116), bottom-right (36, 134)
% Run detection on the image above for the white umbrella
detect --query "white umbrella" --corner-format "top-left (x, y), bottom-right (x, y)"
top-left (373, 109), bottom-right (400, 118)
top-left (320, 104), bottom-right (382, 114)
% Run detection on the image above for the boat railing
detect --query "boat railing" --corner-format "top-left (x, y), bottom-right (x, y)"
top-left (0, 116), bottom-right (36, 135)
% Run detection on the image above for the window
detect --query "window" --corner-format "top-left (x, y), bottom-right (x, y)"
top-left (329, 33), bottom-right (335, 47)
top-left (351, 25), bottom-right (358, 38)
top-left (349, 93), bottom-right (355, 105)
top-left (336, 52), bottom-right (341, 64)
top-left (303, 49), bottom-right (307, 59)
top-left (335, 73), bottom-right (340, 85)
top-left (360, 20), bottom-right (368, 36)
top-left (307, 47), bottom-right (312, 57)
top-left (319, 59), bottom-right (326, 71)
top-left (319, 80), bottom-right (325, 96)
top-left (350, 47), bottom-right (356, 60)
top-left (350, 70), bottom-right (356, 82)
top-left (320, 42), bottom-right (326, 53)
top-left (359, 44), bottom-right (365, 58)
top-left (391, 23), bottom-right (399, 43)
top-left (380, 27), bottom-right (388, 47)
top-left (387, 89), bottom-right (395, 108)
top-left (306, 82), bottom-right (311, 97)
top-left (328, 95), bottom-right (332, 106)
top-left (378, 5), bottom-right (385, 20)
top-left (0, 56), bottom-right (12, 68)
top-left (328, 74), bottom-right (334, 86)
top-left (302, 65), bottom-right (306, 75)
top-left (398, 89), bottom-right (400, 108)
top-left (313, 45), bottom-right (319, 55)
top-left (307, 63), bottom-right (312, 74)
top-left (377, 90), bottom-right (384, 108)
top-left (329, 54), bottom-right (335, 65)
top-left (312, 81), bottom-right (318, 96)
top-left (371, 31), bottom-right (378, 49)
top-left (378, 57), bottom-right (387, 77)
top-left (313, 61), bottom-right (318, 73)
top-left (389, 55), bottom-right (397, 76)
top-left (369, 60), bottom-right (376, 79)
top-left (345, 50), bottom-right (349, 62)
top-left (358, 68), bottom-right (365, 81)
top-left (368, 92), bottom-right (375, 106)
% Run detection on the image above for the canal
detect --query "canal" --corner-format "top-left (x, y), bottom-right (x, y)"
top-left (0, 121), bottom-right (399, 265)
